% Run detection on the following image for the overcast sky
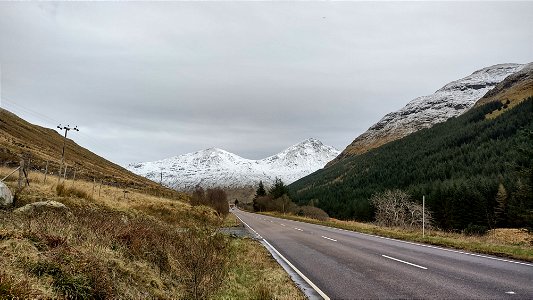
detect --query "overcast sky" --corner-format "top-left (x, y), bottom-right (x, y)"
top-left (1, 2), bottom-right (532, 166)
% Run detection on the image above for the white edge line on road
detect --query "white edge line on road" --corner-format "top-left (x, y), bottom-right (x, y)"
top-left (234, 214), bottom-right (263, 239)
top-left (382, 254), bottom-right (428, 270)
top-left (321, 236), bottom-right (337, 242)
top-left (234, 212), bottom-right (330, 300)
top-left (263, 239), bottom-right (330, 300)
top-left (261, 213), bottom-right (533, 267)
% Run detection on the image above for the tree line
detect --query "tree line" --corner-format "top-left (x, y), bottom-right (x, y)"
top-left (247, 178), bottom-right (329, 221)
top-left (289, 97), bottom-right (533, 231)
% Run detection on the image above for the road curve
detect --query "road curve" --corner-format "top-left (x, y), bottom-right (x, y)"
top-left (233, 209), bottom-right (533, 299)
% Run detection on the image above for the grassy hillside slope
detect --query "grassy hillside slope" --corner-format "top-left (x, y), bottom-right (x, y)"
top-left (0, 108), bottom-right (177, 197)
top-left (289, 98), bottom-right (533, 230)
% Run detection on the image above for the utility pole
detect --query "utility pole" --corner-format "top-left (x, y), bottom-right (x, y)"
top-left (57, 124), bottom-right (79, 183)
top-left (422, 195), bottom-right (425, 238)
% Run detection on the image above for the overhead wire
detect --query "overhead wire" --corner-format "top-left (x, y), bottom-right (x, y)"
top-left (0, 96), bottom-right (118, 158)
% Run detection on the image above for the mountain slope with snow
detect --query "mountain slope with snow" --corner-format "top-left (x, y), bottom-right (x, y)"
top-left (127, 138), bottom-right (340, 190)
top-left (327, 63), bottom-right (525, 167)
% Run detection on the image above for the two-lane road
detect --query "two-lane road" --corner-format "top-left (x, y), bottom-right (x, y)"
top-left (233, 209), bottom-right (533, 299)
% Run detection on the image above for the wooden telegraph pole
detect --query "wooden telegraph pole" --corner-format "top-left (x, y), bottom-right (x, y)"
top-left (56, 124), bottom-right (79, 184)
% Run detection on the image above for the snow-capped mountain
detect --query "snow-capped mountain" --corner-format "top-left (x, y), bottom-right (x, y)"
top-left (127, 138), bottom-right (340, 190)
top-left (328, 63), bottom-right (525, 166)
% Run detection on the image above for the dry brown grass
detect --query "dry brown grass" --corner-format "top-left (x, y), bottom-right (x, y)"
top-left (0, 167), bottom-right (304, 299)
top-left (216, 238), bottom-right (305, 300)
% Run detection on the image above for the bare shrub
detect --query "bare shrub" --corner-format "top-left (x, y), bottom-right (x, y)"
top-left (370, 189), bottom-right (432, 229)
top-left (191, 186), bottom-right (205, 206)
top-left (296, 206), bottom-right (329, 221)
top-left (177, 226), bottom-right (230, 300)
top-left (190, 186), bottom-right (229, 217)
top-left (206, 188), bottom-right (229, 217)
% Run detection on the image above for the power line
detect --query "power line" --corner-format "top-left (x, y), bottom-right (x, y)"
top-left (0, 96), bottom-right (117, 156)
top-left (1, 97), bottom-right (61, 125)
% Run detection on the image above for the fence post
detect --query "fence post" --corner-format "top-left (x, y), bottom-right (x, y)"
top-left (44, 161), bottom-right (49, 184)
top-left (18, 160), bottom-right (24, 191)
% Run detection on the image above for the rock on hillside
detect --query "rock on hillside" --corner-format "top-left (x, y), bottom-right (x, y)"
top-left (127, 138), bottom-right (340, 190)
top-left (327, 63), bottom-right (524, 167)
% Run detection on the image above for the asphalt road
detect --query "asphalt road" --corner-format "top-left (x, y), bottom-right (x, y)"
top-left (233, 208), bottom-right (533, 299)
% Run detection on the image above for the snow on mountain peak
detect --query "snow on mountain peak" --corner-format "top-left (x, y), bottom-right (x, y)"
top-left (127, 139), bottom-right (340, 190)
top-left (328, 63), bottom-right (525, 166)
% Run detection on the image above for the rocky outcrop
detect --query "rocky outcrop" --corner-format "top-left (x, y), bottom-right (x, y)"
top-left (0, 182), bottom-right (13, 207)
top-left (327, 63), bottom-right (525, 167)
top-left (14, 200), bottom-right (69, 214)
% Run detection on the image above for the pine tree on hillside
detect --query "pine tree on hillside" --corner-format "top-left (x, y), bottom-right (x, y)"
top-left (269, 178), bottom-right (288, 199)
top-left (255, 181), bottom-right (267, 198)
top-left (253, 181), bottom-right (267, 212)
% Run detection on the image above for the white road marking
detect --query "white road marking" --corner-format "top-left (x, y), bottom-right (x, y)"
top-left (321, 236), bottom-right (337, 242)
top-left (505, 291), bottom-right (516, 295)
top-left (280, 224), bottom-right (286, 227)
top-left (245, 211), bottom-right (533, 269)
top-left (252, 212), bottom-right (533, 268)
top-left (234, 212), bottom-right (330, 300)
top-left (234, 214), bottom-right (263, 239)
top-left (262, 239), bottom-right (330, 300)
top-left (382, 255), bottom-right (427, 270)
top-left (294, 228), bottom-right (303, 231)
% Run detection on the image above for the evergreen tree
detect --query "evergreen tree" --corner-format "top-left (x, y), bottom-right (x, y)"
top-left (288, 98), bottom-right (533, 230)
top-left (256, 181), bottom-right (267, 197)
top-left (253, 181), bottom-right (267, 212)
top-left (269, 177), bottom-right (288, 199)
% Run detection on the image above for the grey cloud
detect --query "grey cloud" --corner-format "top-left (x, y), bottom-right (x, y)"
top-left (1, 2), bottom-right (532, 165)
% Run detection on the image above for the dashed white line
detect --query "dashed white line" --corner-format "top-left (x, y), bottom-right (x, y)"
top-left (234, 213), bottom-right (330, 300)
top-left (254, 212), bottom-right (533, 268)
top-left (280, 224), bottom-right (286, 227)
top-left (294, 228), bottom-right (303, 231)
top-left (321, 236), bottom-right (337, 242)
top-left (382, 255), bottom-right (427, 270)
top-left (505, 291), bottom-right (516, 295)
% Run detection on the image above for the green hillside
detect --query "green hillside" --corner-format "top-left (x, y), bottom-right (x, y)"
top-left (289, 98), bottom-right (533, 230)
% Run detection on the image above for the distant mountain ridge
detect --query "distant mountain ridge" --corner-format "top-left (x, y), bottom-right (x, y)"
top-left (127, 138), bottom-right (340, 190)
top-left (327, 63), bottom-right (525, 166)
